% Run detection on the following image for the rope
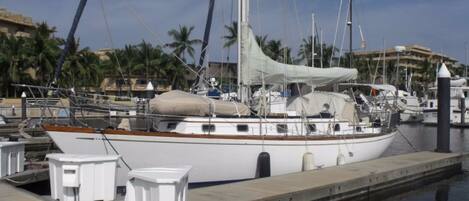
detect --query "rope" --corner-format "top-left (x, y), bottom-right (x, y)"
top-left (100, 132), bottom-right (133, 170)
top-left (397, 127), bottom-right (418, 152)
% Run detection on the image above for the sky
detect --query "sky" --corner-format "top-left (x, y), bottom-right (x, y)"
top-left (2, 0), bottom-right (469, 64)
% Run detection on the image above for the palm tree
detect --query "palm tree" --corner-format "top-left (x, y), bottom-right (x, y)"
top-left (0, 35), bottom-right (29, 97)
top-left (223, 21), bottom-right (237, 49)
top-left (298, 36), bottom-right (314, 66)
top-left (255, 34), bottom-right (268, 53)
top-left (266, 40), bottom-right (282, 61)
top-left (27, 22), bottom-right (62, 85)
top-left (60, 38), bottom-right (101, 88)
top-left (133, 40), bottom-right (154, 81)
top-left (166, 25), bottom-right (201, 62)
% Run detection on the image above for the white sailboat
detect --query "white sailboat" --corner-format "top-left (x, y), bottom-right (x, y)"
top-left (43, 0), bottom-right (397, 186)
top-left (423, 72), bottom-right (469, 126)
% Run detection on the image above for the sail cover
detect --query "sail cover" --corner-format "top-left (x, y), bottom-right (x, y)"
top-left (240, 24), bottom-right (357, 86)
top-left (149, 90), bottom-right (250, 116)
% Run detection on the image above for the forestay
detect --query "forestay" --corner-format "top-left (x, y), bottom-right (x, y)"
top-left (240, 24), bottom-right (357, 87)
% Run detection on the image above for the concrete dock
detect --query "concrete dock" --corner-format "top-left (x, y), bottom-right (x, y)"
top-left (189, 151), bottom-right (467, 201)
top-left (0, 182), bottom-right (43, 201)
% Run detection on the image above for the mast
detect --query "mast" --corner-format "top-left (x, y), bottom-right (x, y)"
top-left (51, 0), bottom-right (88, 86)
top-left (383, 39), bottom-right (386, 84)
top-left (238, 0), bottom-right (249, 103)
top-left (311, 13), bottom-right (315, 67)
top-left (347, 0), bottom-right (353, 68)
top-left (194, 0), bottom-right (215, 91)
top-left (320, 29), bottom-right (324, 68)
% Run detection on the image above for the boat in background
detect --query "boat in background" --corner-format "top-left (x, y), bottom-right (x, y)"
top-left (423, 77), bottom-right (468, 126)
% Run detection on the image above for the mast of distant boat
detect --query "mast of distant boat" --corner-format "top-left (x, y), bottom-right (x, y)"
top-left (348, 0), bottom-right (353, 68)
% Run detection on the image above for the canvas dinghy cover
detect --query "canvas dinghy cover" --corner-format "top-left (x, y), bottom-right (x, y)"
top-left (149, 90), bottom-right (250, 116)
top-left (239, 23), bottom-right (357, 86)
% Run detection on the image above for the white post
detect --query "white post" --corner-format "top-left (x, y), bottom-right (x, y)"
top-left (311, 13), bottom-right (315, 68)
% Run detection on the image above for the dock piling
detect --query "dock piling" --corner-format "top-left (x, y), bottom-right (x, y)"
top-left (437, 63), bottom-right (451, 153)
top-left (21, 92), bottom-right (27, 120)
top-left (460, 94), bottom-right (466, 125)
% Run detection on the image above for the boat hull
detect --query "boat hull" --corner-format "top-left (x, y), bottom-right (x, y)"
top-left (47, 130), bottom-right (396, 186)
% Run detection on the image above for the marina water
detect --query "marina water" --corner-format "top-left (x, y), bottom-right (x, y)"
top-left (382, 124), bottom-right (469, 200)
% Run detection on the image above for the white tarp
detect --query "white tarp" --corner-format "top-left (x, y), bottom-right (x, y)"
top-left (240, 24), bottom-right (357, 87)
top-left (149, 90), bottom-right (250, 116)
top-left (451, 78), bottom-right (467, 87)
top-left (286, 92), bottom-right (357, 122)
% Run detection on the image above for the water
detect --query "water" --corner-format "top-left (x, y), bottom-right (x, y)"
top-left (382, 124), bottom-right (469, 201)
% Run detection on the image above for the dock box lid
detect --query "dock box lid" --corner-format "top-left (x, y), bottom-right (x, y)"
top-left (0, 142), bottom-right (25, 148)
top-left (46, 154), bottom-right (120, 163)
top-left (128, 166), bottom-right (192, 184)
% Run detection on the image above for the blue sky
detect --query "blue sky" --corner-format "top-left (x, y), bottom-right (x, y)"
top-left (3, 0), bottom-right (469, 64)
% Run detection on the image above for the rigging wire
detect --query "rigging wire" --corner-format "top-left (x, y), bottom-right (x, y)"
top-left (337, 0), bottom-right (351, 66)
top-left (330, 0), bottom-right (344, 65)
top-left (122, 0), bottom-right (212, 87)
top-left (99, 0), bottom-right (127, 92)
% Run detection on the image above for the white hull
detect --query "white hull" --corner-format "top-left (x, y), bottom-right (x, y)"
top-left (47, 130), bottom-right (396, 185)
top-left (400, 111), bottom-right (423, 122)
top-left (423, 110), bottom-right (469, 125)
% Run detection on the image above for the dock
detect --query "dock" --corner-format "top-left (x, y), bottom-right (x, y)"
top-left (189, 151), bottom-right (467, 201)
top-left (0, 182), bottom-right (43, 201)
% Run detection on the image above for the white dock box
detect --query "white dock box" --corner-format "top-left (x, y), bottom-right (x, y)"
top-left (47, 154), bottom-right (120, 201)
top-left (0, 142), bottom-right (24, 177)
top-left (125, 166), bottom-right (191, 201)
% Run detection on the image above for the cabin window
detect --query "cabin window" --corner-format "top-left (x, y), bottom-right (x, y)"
top-left (307, 124), bottom-right (316, 134)
top-left (202, 124), bottom-right (215, 132)
top-left (277, 124), bottom-right (288, 133)
top-left (430, 102), bottom-right (434, 108)
top-left (334, 124), bottom-right (341, 132)
top-left (167, 122), bottom-right (178, 130)
top-left (356, 126), bottom-right (362, 132)
top-left (237, 124), bottom-right (249, 132)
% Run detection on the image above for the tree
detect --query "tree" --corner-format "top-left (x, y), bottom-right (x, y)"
top-left (255, 34), bottom-right (268, 52)
top-left (27, 22), bottom-right (62, 85)
top-left (0, 34), bottom-right (30, 97)
top-left (166, 25), bottom-right (201, 62)
top-left (60, 38), bottom-right (101, 88)
top-left (223, 21), bottom-right (237, 49)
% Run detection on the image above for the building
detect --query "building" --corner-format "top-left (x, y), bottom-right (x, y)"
top-left (94, 48), bottom-right (112, 61)
top-left (355, 44), bottom-right (458, 77)
top-left (100, 76), bottom-right (172, 97)
top-left (0, 8), bottom-right (34, 37)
